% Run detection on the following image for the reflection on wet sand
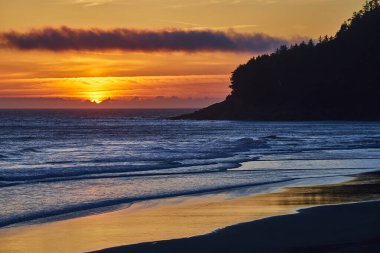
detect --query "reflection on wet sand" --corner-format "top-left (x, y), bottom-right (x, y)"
top-left (0, 172), bottom-right (379, 253)
top-left (274, 172), bottom-right (380, 206)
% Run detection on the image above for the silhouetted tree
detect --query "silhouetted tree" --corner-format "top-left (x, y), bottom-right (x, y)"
top-left (179, 1), bottom-right (380, 120)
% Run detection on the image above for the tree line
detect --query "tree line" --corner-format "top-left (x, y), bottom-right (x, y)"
top-left (221, 0), bottom-right (380, 119)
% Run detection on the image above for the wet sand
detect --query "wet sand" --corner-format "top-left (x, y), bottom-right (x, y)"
top-left (94, 201), bottom-right (380, 253)
top-left (1, 172), bottom-right (380, 253)
top-left (92, 172), bottom-right (380, 253)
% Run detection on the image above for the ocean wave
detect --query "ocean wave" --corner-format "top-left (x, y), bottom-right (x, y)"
top-left (0, 137), bottom-right (265, 183)
top-left (0, 163), bottom-right (181, 182)
top-left (0, 162), bottom-right (241, 188)
top-left (19, 147), bottom-right (40, 153)
top-left (0, 161), bottom-right (242, 183)
top-left (2, 114), bottom-right (380, 231)
top-left (216, 137), bottom-right (269, 152)
top-left (260, 135), bottom-right (279, 140)
top-left (0, 178), bottom-right (298, 228)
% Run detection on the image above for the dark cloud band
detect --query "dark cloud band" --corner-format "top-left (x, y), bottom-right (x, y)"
top-left (0, 26), bottom-right (289, 53)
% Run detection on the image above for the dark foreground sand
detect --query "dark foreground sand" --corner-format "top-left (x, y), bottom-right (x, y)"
top-left (92, 200), bottom-right (380, 253)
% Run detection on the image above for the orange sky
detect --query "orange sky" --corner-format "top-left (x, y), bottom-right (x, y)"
top-left (0, 0), bottom-right (364, 108)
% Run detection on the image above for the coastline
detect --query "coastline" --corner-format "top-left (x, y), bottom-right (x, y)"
top-left (92, 171), bottom-right (380, 253)
top-left (93, 201), bottom-right (380, 253)
top-left (1, 171), bottom-right (380, 253)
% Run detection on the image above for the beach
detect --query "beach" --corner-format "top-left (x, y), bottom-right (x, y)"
top-left (1, 171), bottom-right (379, 253)
top-left (2, 114), bottom-right (380, 253)
top-left (94, 201), bottom-right (380, 253)
top-left (92, 172), bottom-right (380, 253)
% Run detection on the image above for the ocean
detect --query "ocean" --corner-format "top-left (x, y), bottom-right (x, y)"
top-left (1, 109), bottom-right (380, 228)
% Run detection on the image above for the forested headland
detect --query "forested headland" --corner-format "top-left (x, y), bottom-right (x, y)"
top-left (178, 1), bottom-right (380, 120)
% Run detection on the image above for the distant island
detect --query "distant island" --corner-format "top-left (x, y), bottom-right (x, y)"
top-left (177, 0), bottom-right (380, 120)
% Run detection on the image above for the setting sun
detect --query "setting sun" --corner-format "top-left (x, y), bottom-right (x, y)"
top-left (91, 99), bottom-right (103, 104)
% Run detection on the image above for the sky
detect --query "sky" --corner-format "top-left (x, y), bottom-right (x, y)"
top-left (0, 0), bottom-right (363, 108)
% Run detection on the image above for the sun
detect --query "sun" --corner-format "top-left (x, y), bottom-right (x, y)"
top-left (85, 90), bottom-right (107, 104)
top-left (91, 98), bottom-right (103, 104)
top-left (71, 77), bottom-right (119, 104)
top-left (88, 93), bottom-right (105, 104)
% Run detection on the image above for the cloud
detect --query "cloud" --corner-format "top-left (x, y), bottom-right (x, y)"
top-left (165, 0), bottom-right (238, 9)
top-left (70, 0), bottom-right (113, 7)
top-left (172, 21), bottom-right (258, 31)
top-left (0, 26), bottom-right (290, 53)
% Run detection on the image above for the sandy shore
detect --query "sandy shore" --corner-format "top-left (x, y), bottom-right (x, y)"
top-left (1, 172), bottom-right (380, 253)
top-left (93, 201), bottom-right (380, 253)
top-left (91, 172), bottom-right (380, 253)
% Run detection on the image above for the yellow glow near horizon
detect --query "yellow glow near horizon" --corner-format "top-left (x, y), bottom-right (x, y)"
top-left (0, 74), bottom-right (230, 100)
top-left (73, 77), bottom-right (114, 102)
top-left (87, 91), bottom-right (107, 104)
